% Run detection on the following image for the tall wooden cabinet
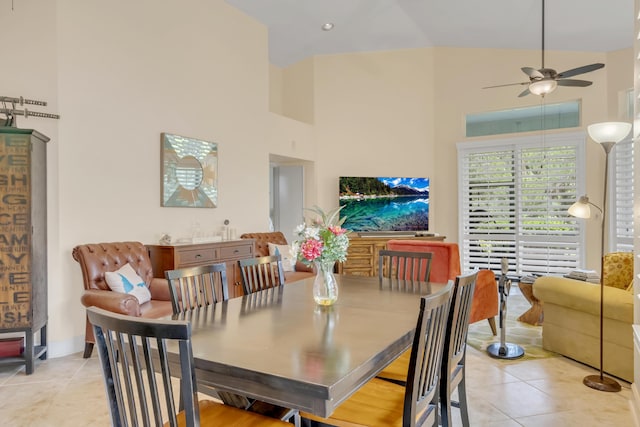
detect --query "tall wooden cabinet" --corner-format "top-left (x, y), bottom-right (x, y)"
top-left (147, 240), bottom-right (254, 299)
top-left (0, 127), bottom-right (48, 374)
top-left (338, 235), bottom-right (445, 276)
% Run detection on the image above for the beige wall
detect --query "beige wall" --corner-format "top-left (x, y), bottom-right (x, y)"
top-left (282, 58), bottom-right (316, 124)
top-left (1, 0), bottom-right (285, 355)
top-left (292, 46), bottom-right (628, 270)
top-left (0, 0), bottom-right (633, 357)
top-left (313, 49), bottom-right (436, 214)
top-left (269, 63), bottom-right (284, 115)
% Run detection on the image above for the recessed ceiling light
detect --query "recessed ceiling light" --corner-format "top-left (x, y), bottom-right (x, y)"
top-left (321, 23), bottom-right (334, 31)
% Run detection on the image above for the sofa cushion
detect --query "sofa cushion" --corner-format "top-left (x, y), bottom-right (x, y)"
top-left (533, 276), bottom-right (633, 324)
top-left (104, 263), bottom-right (152, 305)
top-left (602, 252), bottom-right (633, 290)
top-left (268, 243), bottom-right (295, 272)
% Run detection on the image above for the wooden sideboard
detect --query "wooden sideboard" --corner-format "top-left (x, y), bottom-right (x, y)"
top-left (147, 240), bottom-right (254, 299)
top-left (338, 235), bottom-right (446, 277)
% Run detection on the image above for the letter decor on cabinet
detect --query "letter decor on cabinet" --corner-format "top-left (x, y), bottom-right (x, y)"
top-left (0, 127), bottom-right (48, 374)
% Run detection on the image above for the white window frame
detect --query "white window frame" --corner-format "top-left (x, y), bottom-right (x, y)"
top-left (457, 131), bottom-right (586, 276)
top-left (610, 136), bottom-right (634, 252)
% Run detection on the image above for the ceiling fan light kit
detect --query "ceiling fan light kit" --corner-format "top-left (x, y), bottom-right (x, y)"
top-left (529, 79), bottom-right (557, 96)
top-left (484, 0), bottom-right (604, 97)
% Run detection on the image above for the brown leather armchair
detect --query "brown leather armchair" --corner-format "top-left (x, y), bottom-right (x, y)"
top-left (73, 242), bottom-right (173, 358)
top-left (240, 232), bottom-right (315, 283)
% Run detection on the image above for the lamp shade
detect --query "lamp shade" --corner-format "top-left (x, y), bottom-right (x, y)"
top-left (568, 197), bottom-right (591, 219)
top-left (587, 122), bottom-right (632, 144)
top-left (568, 195), bottom-right (602, 219)
top-left (529, 79), bottom-right (557, 96)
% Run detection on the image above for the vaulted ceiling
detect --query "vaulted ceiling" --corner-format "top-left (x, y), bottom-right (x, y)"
top-left (226, 0), bottom-right (633, 67)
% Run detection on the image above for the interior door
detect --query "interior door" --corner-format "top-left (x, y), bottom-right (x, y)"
top-left (274, 165), bottom-right (304, 244)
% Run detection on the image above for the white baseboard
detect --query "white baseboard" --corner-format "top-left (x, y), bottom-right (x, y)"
top-left (46, 336), bottom-right (86, 358)
top-left (632, 383), bottom-right (640, 427)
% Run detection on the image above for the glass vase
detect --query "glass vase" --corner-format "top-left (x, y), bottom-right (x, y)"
top-left (313, 260), bottom-right (338, 306)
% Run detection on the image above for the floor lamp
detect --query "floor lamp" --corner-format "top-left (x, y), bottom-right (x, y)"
top-left (568, 121), bottom-right (631, 392)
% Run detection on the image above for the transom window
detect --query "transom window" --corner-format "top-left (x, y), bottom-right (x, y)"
top-left (466, 101), bottom-right (580, 138)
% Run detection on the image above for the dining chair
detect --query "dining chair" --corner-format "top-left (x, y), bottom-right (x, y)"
top-left (300, 282), bottom-right (453, 427)
top-left (87, 306), bottom-right (290, 427)
top-left (165, 263), bottom-right (300, 425)
top-left (386, 240), bottom-right (498, 335)
top-left (376, 272), bottom-right (478, 427)
top-left (379, 249), bottom-right (433, 283)
top-left (165, 263), bottom-right (229, 313)
top-left (239, 254), bottom-right (285, 294)
top-left (439, 271), bottom-right (477, 427)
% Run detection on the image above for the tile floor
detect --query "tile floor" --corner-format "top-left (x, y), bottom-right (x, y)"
top-left (0, 346), bottom-right (634, 426)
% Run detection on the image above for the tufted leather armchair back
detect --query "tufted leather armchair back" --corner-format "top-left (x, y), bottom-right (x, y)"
top-left (240, 232), bottom-right (288, 258)
top-left (72, 242), bottom-right (155, 291)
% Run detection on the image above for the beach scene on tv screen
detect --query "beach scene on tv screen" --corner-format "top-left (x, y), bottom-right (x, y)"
top-left (339, 177), bottom-right (429, 232)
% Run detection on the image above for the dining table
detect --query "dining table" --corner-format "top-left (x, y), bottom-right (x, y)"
top-left (168, 274), bottom-right (448, 418)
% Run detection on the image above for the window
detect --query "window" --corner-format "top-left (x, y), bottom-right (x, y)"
top-left (610, 136), bottom-right (634, 252)
top-left (458, 132), bottom-right (585, 276)
top-left (609, 88), bottom-right (634, 252)
top-left (466, 101), bottom-right (580, 137)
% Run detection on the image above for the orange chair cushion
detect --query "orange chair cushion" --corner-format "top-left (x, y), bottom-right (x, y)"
top-left (386, 240), bottom-right (461, 283)
top-left (386, 240), bottom-right (498, 325)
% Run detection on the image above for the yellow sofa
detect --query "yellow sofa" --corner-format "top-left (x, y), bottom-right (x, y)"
top-left (533, 252), bottom-right (634, 382)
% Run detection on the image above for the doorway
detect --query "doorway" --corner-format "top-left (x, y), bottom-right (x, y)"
top-left (270, 162), bottom-right (304, 244)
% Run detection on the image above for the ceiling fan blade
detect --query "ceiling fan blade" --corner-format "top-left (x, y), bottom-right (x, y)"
top-left (483, 81), bottom-right (529, 89)
top-left (518, 88), bottom-right (531, 97)
top-left (557, 79), bottom-right (593, 87)
top-left (522, 67), bottom-right (543, 79)
top-left (557, 63), bottom-right (605, 79)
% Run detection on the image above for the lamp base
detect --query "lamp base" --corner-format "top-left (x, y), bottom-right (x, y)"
top-left (486, 343), bottom-right (524, 360)
top-left (583, 374), bottom-right (621, 392)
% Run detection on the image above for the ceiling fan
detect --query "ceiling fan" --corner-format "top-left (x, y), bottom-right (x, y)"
top-left (483, 0), bottom-right (604, 97)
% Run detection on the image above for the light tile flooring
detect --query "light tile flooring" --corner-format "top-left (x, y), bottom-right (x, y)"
top-left (0, 345), bottom-right (633, 426)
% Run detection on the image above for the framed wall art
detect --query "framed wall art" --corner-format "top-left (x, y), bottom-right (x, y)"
top-left (161, 133), bottom-right (218, 208)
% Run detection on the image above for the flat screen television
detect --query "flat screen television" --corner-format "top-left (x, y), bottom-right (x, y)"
top-left (339, 176), bottom-right (430, 235)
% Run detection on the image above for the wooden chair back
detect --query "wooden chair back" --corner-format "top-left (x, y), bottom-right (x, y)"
top-left (379, 249), bottom-right (433, 283)
top-left (239, 255), bottom-right (285, 294)
top-left (165, 263), bottom-right (229, 314)
top-left (403, 283), bottom-right (452, 426)
top-left (440, 271), bottom-right (478, 427)
top-left (87, 306), bottom-right (200, 426)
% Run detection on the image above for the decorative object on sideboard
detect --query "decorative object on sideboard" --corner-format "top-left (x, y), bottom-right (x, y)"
top-left (161, 133), bottom-right (218, 208)
top-left (0, 95), bottom-right (60, 127)
top-left (222, 219), bottom-right (237, 240)
top-left (568, 120), bottom-right (631, 393)
top-left (159, 233), bottom-right (172, 245)
top-left (293, 206), bottom-right (350, 306)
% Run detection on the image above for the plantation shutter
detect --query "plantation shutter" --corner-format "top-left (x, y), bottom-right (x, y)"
top-left (458, 133), bottom-right (585, 276)
top-left (611, 138), bottom-right (634, 252)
